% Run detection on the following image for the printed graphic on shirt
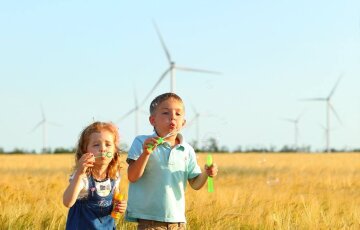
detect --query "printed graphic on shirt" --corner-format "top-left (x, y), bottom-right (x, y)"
top-left (98, 198), bottom-right (112, 207)
top-left (95, 179), bottom-right (112, 197)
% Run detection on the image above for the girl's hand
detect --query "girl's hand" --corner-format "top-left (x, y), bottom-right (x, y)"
top-left (77, 153), bottom-right (95, 174)
top-left (114, 200), bottom-right (127, 213)
top-left (205, 163), bottom-right (218, 178)
top-left (143, 137), bottom-right (159, 155)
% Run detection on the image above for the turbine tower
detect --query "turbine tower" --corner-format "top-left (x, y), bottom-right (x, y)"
top-left (30, 105), bottom-right (59, 153)
top-left (186, 106), bottom-right (201, 146)
top-left (281, 111), bottom-right (304, 151)
top-left (141, 22), bottom-right (221, 106)
top-left (302, 76), bottom-right (342, 153)
top-left (117, 89), bottom-right (145, 136)
top-left (186, 105), bottom-right (214, 149)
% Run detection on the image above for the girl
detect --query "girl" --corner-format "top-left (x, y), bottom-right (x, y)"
top-left (63, 121), bottom-right (127, 230)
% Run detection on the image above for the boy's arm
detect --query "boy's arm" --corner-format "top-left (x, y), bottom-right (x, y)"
top-left (127, 137), bottom-right (158, 182)
top-left (127, 153), bottom-right (150, 182)
top-left (188, 163), bottom-right (218, 190)
top-left (188, 171), bottom-right (208, 190)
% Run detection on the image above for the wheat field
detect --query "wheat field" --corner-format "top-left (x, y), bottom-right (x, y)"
top-left (0, 153), bottom-right (359, 229)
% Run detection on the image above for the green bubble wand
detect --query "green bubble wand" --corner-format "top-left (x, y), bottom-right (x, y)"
top-left (207, 154), bottom-right (214, 193)
top-left (147, 131), bottom-right (176, 152)
top-left (94, 152), bottom-right (113, 158)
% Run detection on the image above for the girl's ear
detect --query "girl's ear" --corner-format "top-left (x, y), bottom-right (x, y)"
top-left (182, 119), bottom-right (186, 127)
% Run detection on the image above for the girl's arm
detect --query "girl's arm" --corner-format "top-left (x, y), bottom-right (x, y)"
top-left (63, 171), bottom-right (86, 207)
top-left (63, 153), bottom-right (94, 207)
top-left (188, 163), bottom-right (218, 190)
top-left (127, 137), bottom-right (157, 182)
top-left (113, 177), bottom-right (127, 213)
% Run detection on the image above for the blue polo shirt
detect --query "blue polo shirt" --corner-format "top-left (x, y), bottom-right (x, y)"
top-left (125, 133), bottom-right (201, 223)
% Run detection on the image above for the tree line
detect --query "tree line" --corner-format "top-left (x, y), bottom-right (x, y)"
top-left (1, 137), bottom-right (359, 154)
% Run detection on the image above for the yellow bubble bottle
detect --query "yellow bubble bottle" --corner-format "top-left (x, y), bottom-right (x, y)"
top-left (111, 190), bottom-right (124, 219)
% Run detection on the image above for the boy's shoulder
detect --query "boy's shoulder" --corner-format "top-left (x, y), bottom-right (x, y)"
top-left (134, 134), bottom-right (156, 141)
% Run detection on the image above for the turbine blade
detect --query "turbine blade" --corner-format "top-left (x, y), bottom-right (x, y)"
top-left (40, 104), bottom-right (45, 120)
top-left (296, 110), bottom-right (306, 122)
top-left (299, 97), bottom-right (326, 101)
top-left (329, 103), bottom-right (342, 125)
top-left (29, 120), bottom-right (44, 133)
top-left (140, 67), bottom-right (171, 107)
top-left (328, 75), bottom-right (343, 99)
top-left (185, 116), bottom-right (197, 129)
top-left (133, 87), bottom-right (139, 107)
top-left (153, 20), bottom-right (172, 64)
top-left (48, 121), bottom-right (62, 127)
top-left (281, 118), bottom-right (295, 123)
top-left (190, 104), bottom-right (197, 114)
top-left (176, 66), bottom-right (221, 75)
top-left (318, 123), bottom-right (326, 131)
top-left (117, 107), bottom-right (137, 123)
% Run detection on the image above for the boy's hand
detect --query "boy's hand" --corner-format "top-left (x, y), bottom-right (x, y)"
top-left (143, 137), bottom-right (160, 155)
top-left (77, 153), bottom-right (95, 175)
top-left (205, 163), bottom-right (218, 178)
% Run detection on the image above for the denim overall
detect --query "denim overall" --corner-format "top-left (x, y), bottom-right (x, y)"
top-left (66, 176), bottom-right (116, 230)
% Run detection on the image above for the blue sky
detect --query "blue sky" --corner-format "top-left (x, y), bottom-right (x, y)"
top-left (1, 1), bottom-right (359, 152)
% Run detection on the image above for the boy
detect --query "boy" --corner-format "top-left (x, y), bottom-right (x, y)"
top-left (125, 92), bottom-right (218, 229)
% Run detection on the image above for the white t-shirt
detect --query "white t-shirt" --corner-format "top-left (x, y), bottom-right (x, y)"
top-left (69, 172), bottom-right (120, 199)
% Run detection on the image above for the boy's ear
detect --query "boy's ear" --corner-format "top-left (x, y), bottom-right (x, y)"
top-left (182, 119), bottom-right (186, 127)
top-left (149, 115), bottom-right (155, 126)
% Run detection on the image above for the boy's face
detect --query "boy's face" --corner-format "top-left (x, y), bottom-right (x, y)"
top-left (149, 98), bottom-right (186, 136)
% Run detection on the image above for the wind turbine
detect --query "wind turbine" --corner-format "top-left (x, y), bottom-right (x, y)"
top-left (301, 76), bottom-right (343, 153)
top-left (30, 105), bottom-right (60, 153)
top-left (186, 106), bottom-right (201, 147)
top-left (186, 105), bottom-right (214, 149)
top-left (281, 111), bottom-right (305, 151)
top-left (117, 89), bottom-right (146, 136)
top-left (141, 22), bottom-right (221, 106)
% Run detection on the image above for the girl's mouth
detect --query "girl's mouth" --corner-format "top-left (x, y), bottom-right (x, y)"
top-left (95, 152), bottom-right (113, 158)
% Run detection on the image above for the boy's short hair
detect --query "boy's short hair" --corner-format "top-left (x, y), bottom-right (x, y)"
top-left (149, 93), bottom-right (184, 115)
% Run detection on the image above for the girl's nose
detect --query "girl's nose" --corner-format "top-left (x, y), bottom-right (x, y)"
top-left (99, 144), bottom-right (106, 151)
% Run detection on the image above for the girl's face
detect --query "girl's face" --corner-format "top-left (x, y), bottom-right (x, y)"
top-left (149, 98), bottom-right (186, 136)
top-left (86, 130), bottom-right (116, 165)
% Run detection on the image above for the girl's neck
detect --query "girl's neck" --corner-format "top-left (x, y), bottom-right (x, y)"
top-left (91, 166), bottom-right (108, 181)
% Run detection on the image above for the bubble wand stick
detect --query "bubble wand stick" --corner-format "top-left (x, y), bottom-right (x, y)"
top-left (94, 152), bottom-right (113, 158)
top-left (207, 154), bottom-right (214, 193)
top-left (147, 131), bottom-right (176, 152)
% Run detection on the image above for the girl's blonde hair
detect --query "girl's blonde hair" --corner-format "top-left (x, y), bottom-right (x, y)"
top-left (74, 121), bottom-right (121, 180)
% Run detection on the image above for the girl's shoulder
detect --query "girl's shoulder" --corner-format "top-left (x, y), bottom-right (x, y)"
top-left (69, 171), bottom-right (90, 199)
top-left (113, 173), bottom-right (121, 186)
